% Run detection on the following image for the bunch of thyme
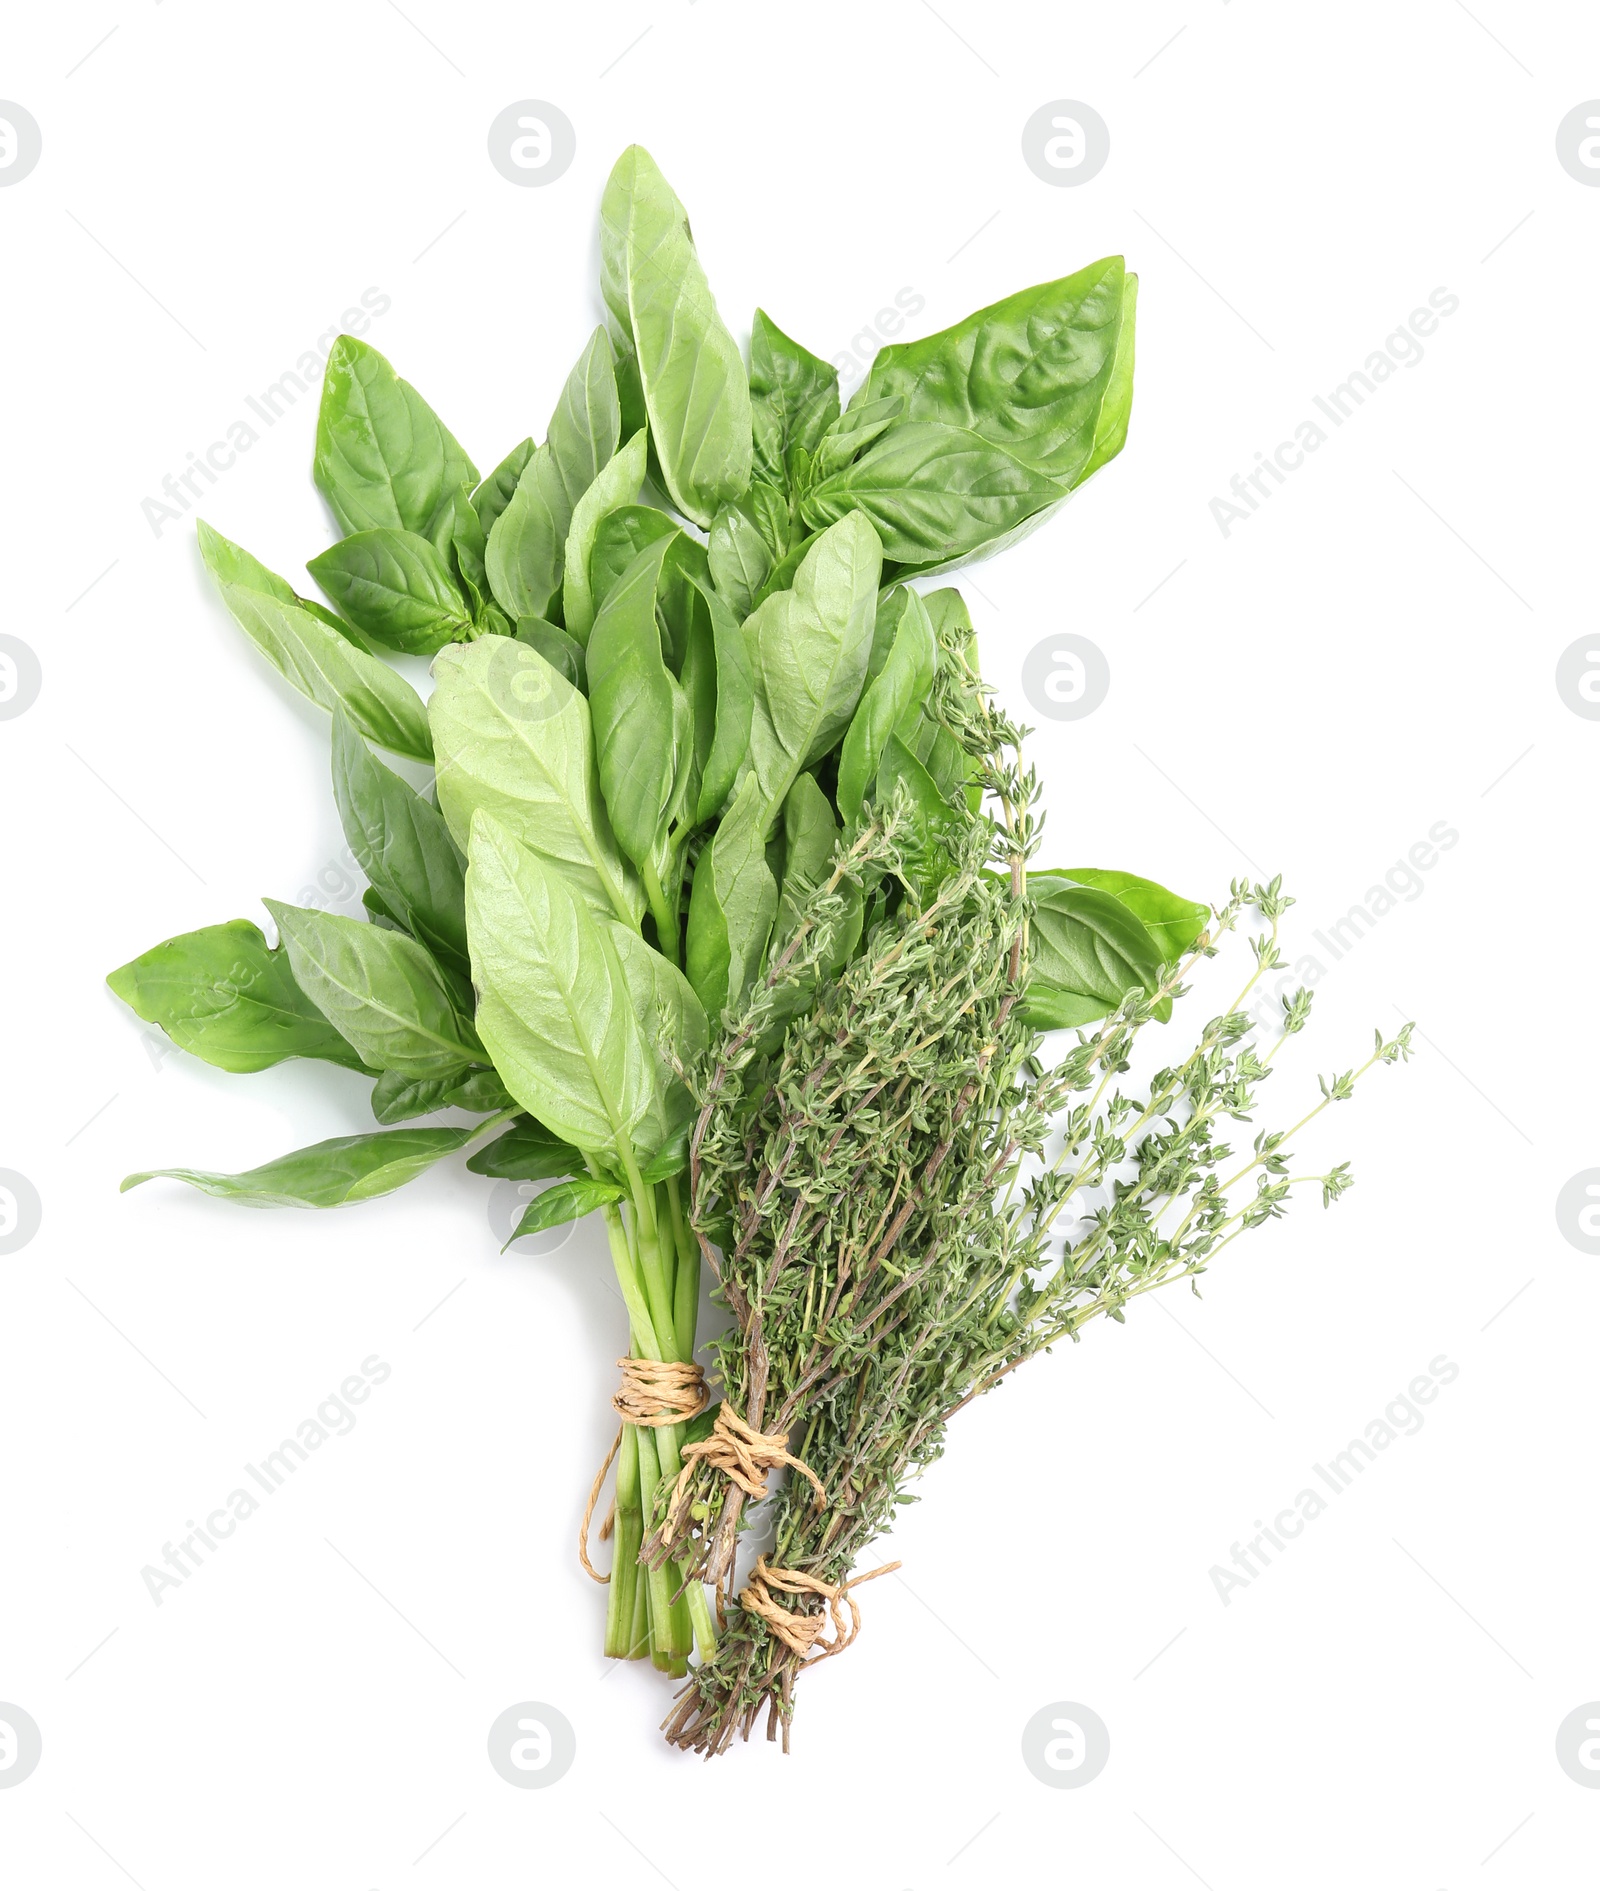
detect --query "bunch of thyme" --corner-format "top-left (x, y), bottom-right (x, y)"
top-left (649, 653), bottom-right (1413, 1756)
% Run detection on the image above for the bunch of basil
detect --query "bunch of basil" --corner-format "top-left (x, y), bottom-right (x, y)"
top-left (110, 145), bottom-right (1198, 1675)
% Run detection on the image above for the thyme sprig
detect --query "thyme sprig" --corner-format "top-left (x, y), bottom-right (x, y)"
top-left (651, 661), bottom-right (1413, 1754)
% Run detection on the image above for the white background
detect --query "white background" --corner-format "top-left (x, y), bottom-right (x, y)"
top-left (1, 3), bottom-right (1595, 1886)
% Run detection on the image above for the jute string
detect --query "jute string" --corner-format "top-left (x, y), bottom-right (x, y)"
top-left (737, 1554), bottom-right (902, 1661)
top-left (661, 1402), bottom-right (828, 1544)
top-left (579, 1358), bottom-right (708, 1584)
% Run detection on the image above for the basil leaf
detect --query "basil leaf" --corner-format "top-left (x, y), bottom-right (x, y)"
top-left (561, 428), bottom-right (647, 644)
top-left (472, 438), bottom-right (534, 536)
top-left (740, 481), bottom-right (793, 562)
top-left (108, 919), bottom-right (370, 1074)
top-left (801, 421), bottom-right (1062, 567)
top-left (692, 574), bottom-right (755, 824)
top-left (874, 733), bottom-right (962, 898)
top-left (314, 336), bottom-right (477, 550)
top-left (1079, 272), bottom-right (1138, 484)
top-left (503, 1176), bottom-right (627, 1250)
top-left (467, 1117), bottom-right (583, 1181)
top-left (123, 1124), bottom-right (483, 1208)
top-left (685, 773), bottom-right (778, 1018)
top-left (589, 504), bottom-right (679, 620)
top-left (445, 484), bottom-right (491, 615)
top-left (545, 326), bottom-right (622, 520)
top-left (708, 505), bottom-right (771, 623)
top-left (443, 1068), bottom-right (520, 1114)
top-left (744, 512), bottom-right (882, 809)
top-left (371, 1068), bottom-right (462, 1124)
top-left (774, 772), bottom-right (838, 950)
top-left (1025, 883), bottom-right (1163, 1030)
top-left (330, 710), bottom-right (469, 974)
top-left (465, 812), bottom-right (657, 1162)
top-left (606, 921), bottom-right (707, 1164)
top-left (851, 257), bottom-right (1130, 485)
top-left (811, 395), bottom-right (904, 482)
top-left (600, 148), bottom-right (751, 529)
top-left (307, 529), bottom-right (474, 655)
top-left (1038, 867), bottom-right (1206, 963)
top-left (588, 536), bottom-right (690, 877)
top-left (674, 571), bottom-right (718, 832)
top-left (514, 616), bottom-right (587, 691)
top-left (749, 309), bottom-right (840, 490)
top-left (429, 636), bottom-right (643, 926)
top-left (837, 589), bottom-right (937, 824)
top-left (194, 521), bottom-right (371, 647)
top-left (209, 574), bottom-right (433, 764)
top-left (265, 900), bottom-right (479, 1078)
top-left (751, 531), bottom-right (817, 607)
top-left (485, 442), bottom-right (566, 622)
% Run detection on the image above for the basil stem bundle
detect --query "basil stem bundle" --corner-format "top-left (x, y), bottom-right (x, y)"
top-left (110, 145), bottom-right (1194, 1678)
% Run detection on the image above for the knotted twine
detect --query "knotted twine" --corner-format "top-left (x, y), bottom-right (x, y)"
top-left (659, 1401), bottom-right (827, 1543)
top-left (579, 1359), bottom-right (708, 1584)
top-left (737, 1553), bottom-right (902, 1662)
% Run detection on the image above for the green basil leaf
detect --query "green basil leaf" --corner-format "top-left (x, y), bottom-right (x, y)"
top-left (515, 616), bottom-right (587, 691)
top-left (465, 812), bottom-right (657, 1162)
top-left (123, 1123), bottom-right (483, 1208)
top-left (749, 309), bottom-right (840, 490)
top-left (640, 1127), bottom-right (689, 1184)
top-left (307, 528), bottom-right (473, 655)
top-left (740, 480), bottom-right (792, 561)
top-left (656, 531), bottom-right (712, 674)
top-left (314, 336), bottom-right (477, 549)
top-left (801, 421), bottom-right (1062, 567)
top-left (685, 773), bottom-right (778, 1019)
top-left (428, 636), bottom-right (643, 926)
top-left (446, 484), bottom-right (490, 613)
top-left (851, 257), bottom-right (1130, 484)
top-left (682, 1400), bottom-right (720, 1448)
top-left (751, 531), bottom-right (818, 608)
top-left (774, 771), bottom-right (838, 950)
top-left (674, 570), bottom-right (718, 831)
top-left (472, 438), bottom-right (534, 536)
top-left (362, 885), bottom-right (407, 932)
top-left (502, 1176), bottom-right (627, 1251)
top-left (443, 1068), bottom-right (520, 1114)
top-left (1079, 272), bottom-right (1138, 483)
top-left (371, 1067), bottom-right (462, 1124)
top-left (485, 442), bottom-right (566, 622)
top-left (264, 900), bottom-right (479, 1078)
top-left (194, 521), bottom-right (372, 648)
top-left (608, 919), bottom-right (708, 1158)
top-left (545, 326), bottom-right (623, 520)
top-left (466, 1116), bottom-right (583, 1181)
top-left (330, 709), bottom-right (468, 974)
top-left (561, 428), bottom-right (648, 644)
top-left (1037, 866), bottom-right (1207, 964)
top-left (874, 732), bottom-right (963, 898)
top-left (692, 574), bottom-right (755, 824)
top-left (811, 395), bottom-right (905, 482)
top-left (1026, 883), bottom-right (1163, 1030)
top-left (588, 536), bottom-right (690, 876)
top-left (837, 589), bottom-right (938, 824)
top-left (207, 569), bottom-right (433, 764)
top-left (708, 505), bottom-right (772, 623)
top-left (589, 504), bottom-right (679, 620)
top-left (744, 512), bottom-right (882, 811)
top-left (600, 147), bottom-right (751, 529)
top-left (107, 919), bottom-right (371, 1074)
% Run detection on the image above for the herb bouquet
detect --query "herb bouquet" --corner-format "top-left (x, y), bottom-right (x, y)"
top-left (111, 147), bottom-right (1407, 1726)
